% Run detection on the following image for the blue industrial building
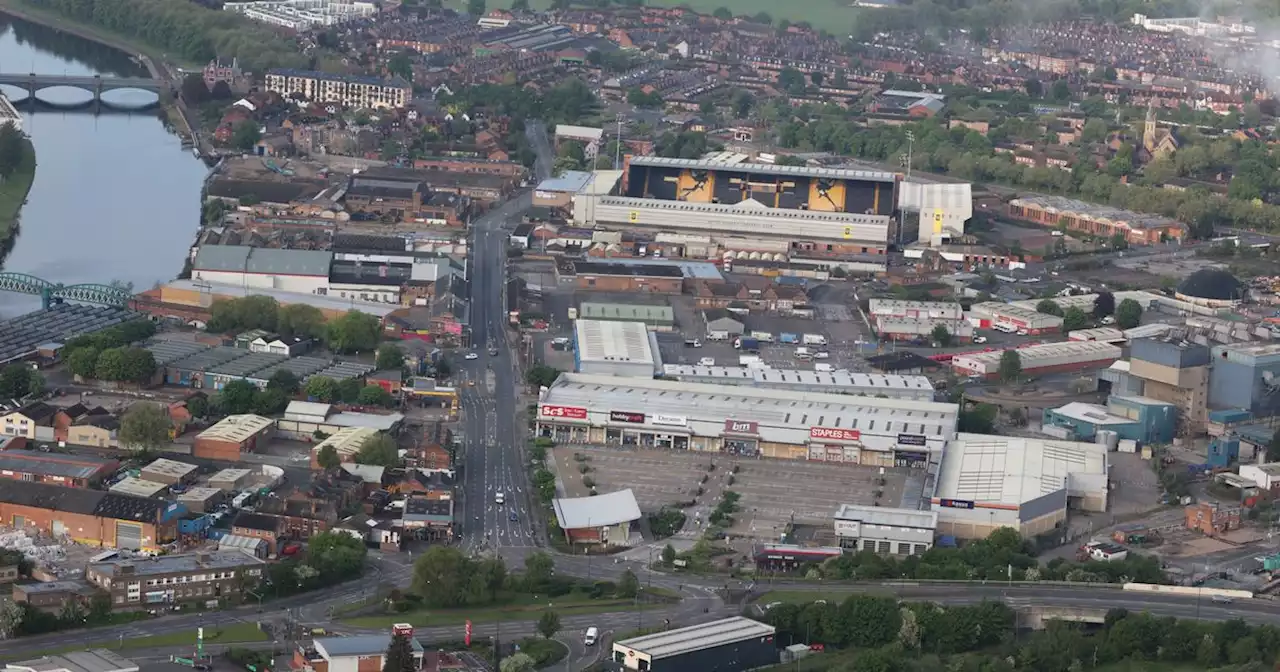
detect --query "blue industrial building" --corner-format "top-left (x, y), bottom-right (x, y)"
top-left (1043, 395), bottom-right (1176, 444)
top-left (1209, 343), bottom-right (1280, 416)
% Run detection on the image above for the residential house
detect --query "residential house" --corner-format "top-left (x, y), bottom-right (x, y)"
top-left (1, 402), bottom-right (58, 440)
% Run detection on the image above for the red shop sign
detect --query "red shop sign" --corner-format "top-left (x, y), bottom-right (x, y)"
top-left (809, 426), bottom-right (860, 442)
top-left (724, 419), bottom-right (759, 434)
top-left (540, 405), bottom-right (588, 419)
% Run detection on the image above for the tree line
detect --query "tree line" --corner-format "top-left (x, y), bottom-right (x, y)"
top-left (207, 296), bottom-right (380, 354)
top-left (36, 0), bottom-right (317, 72)
top-left (64, 319), bottom-right (158, 385)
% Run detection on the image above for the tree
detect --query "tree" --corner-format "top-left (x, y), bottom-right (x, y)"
top-left (1115, 298), bottom-right (1143, 329)
top-left (26, 371), bottom-right (44, 397)
top-left (180, 73), bottom-right (209, 104)
top-left (277, 304), bottom-right (325, 339)
top-left (617, 569), bottom-right (640, 598)
top-left (661, 544), bottom-right (676, 564)
top-left (253, 388), bottom-right (288, 415)
top-left (510, 0), bottom-right (529, 9)
top-left (186, 395), bottom-right (209, 419)
top-left (219, 380), bottom-right (259, 414)
top-left (1268, 430), bottom-right (1280, 463)
top-left (466, 0), bottom-right (485, 15)
top-left (930, 325), bottom-right (952, 347)
top-left (1093, 291), bottom-right (1116, 318)
top-left (476, 556), bottom-right (507, 602)
top-left (210, 80), bottom-right (233, 100)
top-left (1035, 299), bottom-right (1063, 316)
top-left (1062, 307), bottom-right (1089, 332)
top-left (376, 344), bottom-right (405, 370)
top-left (118, 348), bottom-right (157, 383)
top-left (523, 552), bottom-right (555, 592)
top-left (337, 377), bottom-right (363, 403)
top-left (1024, 78), bottom-right (1043, 98)
top-left (267, 369), bottom-right (300, 396)
top-left (232, 122), bottom-right (261, 151)
top-left (777, 68), bottom-right (807, 95)
top-left (67, 347), bottom-right (100, 380)
top-left (386, 51), bottom-right (413, 83)
top-left (358, 384), bottom-right (394, 407)
top-left (712, 6), bottom-right (732, 19)
top-left (1050, 79), bottom-right (1071, 102)
top-left (0, 364), bottom-right (31, 399)
top-left (412, 546), bottom-right (473, 607)
top-left (317, 444), bottom-right (341, 470)
top-left (499, 654), bottom-right (536, 672)
top-left (383, 632), bottom-right (417, 672)
top-left (998, 350), bottom-right (1023, 383)
top-left (0, 598), bottom-right (23, 640)
top-left (536, 610), bottom-right (561, 639)
top-left (119, 404), bottom-right (172, 452)
top-left (327, 311), bottom-right (381, 354)
top-left (305, 376), bottom-right (338, 403)
top-left (753, 11), bottom-right (772, 25)
top-left (526, 365), bottom-right (560, 388)
top-left (94, 348), bottom-right (126, 381)
top-left (356, 433), bottom-right (400, 466)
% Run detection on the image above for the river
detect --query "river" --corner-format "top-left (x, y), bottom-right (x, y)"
top-left (0, 13), bottom-right (207, 313)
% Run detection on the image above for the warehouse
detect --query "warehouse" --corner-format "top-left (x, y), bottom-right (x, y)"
top-left (537, 373), bottom-right (957, 467)
top-left (277, 401), bottom-right (404, 441)
top-left (1043, 395), bottom-right (1176, 444)
top-left (578, 302), bottom-right (675, 331)
top-left (0, 480), bottom-right (179, 551)
top-left (610, 617), bottom-right (777, 672)
top-left (208, 468), bottom-right (254, 491)
top-left (968, 302), bottom-right (1063, 334)
top-left (139, 458), bottom-right (198, 486)
top-left (574, 319), bottom-right (660, 378)
top-left (311, 426), bottom-right (380, 467)
top-left (660, 365), bottom-right (936, 402)
top-left (109, 477), bottom-right (170, 498)
top-left (552, 488), bottom-right (641, 546)
top-left (877, 317), bottom-right (975, 342)
top-left (931, 433), bottom-right (1109, 539)
top-left (833, 503), bottom-right (937, 555)
top-left (191, 246), bottom-right (334, 296)
top-left (193, 414), bottom-right (275, 461)
top-left (867, 299), bottom-right (964, 322)
top-left (951, 341), bottom-right (1122, 380)
top-left (0, 450), bottom-right (118, 488)
top-left (177, 487), bottom-right (225, 514)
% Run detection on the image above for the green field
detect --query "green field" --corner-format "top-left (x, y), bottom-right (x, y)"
top-left (443, 0), bottom-right (860, 30)
top-left (0, 139), bottom-right (36, 245)
top-left (343, 596), bottom-right (658, 628)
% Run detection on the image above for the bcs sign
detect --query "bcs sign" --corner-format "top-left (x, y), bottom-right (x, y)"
top-left (541, 405), bottom-right (588, 419)
top-left (724, 419), bottom-right (759, 434)
top-left (809, 426), bottom-right (860, 442)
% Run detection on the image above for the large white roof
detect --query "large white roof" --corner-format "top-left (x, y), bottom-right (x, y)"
top-left (575, 319), bottom-right (656, 366)
top-left (935, 433), bottom-right (1109, 507)
top-left (661, 365), bottom-right (934, 399)
top-left (553, 489), bottom-right (641, 529)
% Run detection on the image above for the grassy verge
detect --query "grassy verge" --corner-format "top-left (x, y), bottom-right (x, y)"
top-left (1, 623), bottom-right (268, 661)
top-left (515, 637), bottom-right (568, 668)
top-left (0, 0), bottom-right (199, 71)
top-left (344, 596), bottom-right (659, 628)
top-left (0, 139), bottom-right (36, 243)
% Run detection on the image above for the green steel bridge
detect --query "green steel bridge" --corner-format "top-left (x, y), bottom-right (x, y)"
top-left (0, 273), bottom-right (132, 310)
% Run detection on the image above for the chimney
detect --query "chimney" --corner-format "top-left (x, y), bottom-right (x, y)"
top-left (196, 552), bottom-right (212, 565)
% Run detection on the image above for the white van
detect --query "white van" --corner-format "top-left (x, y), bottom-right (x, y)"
top-left (814, 363), bottom-right (834, 372)
top-left (584, 627), bottom-right (599, 646)
top-left (993, 323), bottom-right (1016, 334)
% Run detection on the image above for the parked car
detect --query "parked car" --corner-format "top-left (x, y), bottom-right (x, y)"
top-left (973, 336), bottom-right (988, 344)
top-left (464, 352), bottom-right (479, 360)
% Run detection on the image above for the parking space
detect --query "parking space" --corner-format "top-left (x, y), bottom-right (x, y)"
top-left (549, 445), bottom-right (907, 543)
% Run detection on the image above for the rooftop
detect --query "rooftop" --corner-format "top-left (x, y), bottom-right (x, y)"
top-left (198, 414), bottom-right (274, 443)
top-left (0, 481), bottom-right (165, 523)
top-left (536, 170), bottom-right (593, 193)
top-left (615, 616), bottom-right (775, 661)
top-left (575, 319), bottom-right (657, 366)
top-left (935, 433), bottom-right (1108, 507)
top-left (628, 156), bottom-right (896, 184)
top-left (1050, 402), bottom-right (1134, 426)
top-left (108, 477), bottom-right (169, 498)
top-left (834, 503), bottom-right (938, 530)
top-left (141, 458), bottom-right (198, 479)
top-left (267, 68), bottom-right (410, 90)
top-left (314, 426), bottom-right (379, 458)
top-left (660, 366), bottom-right (934, 396)
top-left (953, 341), bottom-right (1122, 367)
top-left (553, 489), bottom-right (641, 529)
top-left (315, 635), bottom-right (424, 659)
top-left (0, 450), bottom-right (116, 480)
top-left (1010, 195), bottom-right (1183, 231)
top-left (192, 245), bottom-right (333, 277)
top-left (5, 650), bottom-right (139, 672)
top-left (89, 550), bottom-right (264, 578)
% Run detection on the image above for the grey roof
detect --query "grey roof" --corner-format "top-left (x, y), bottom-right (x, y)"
top-left (13, 580), bottom-right (97, 595)
top-left (536, 170), bottom-right (593, 193)
top-left (316, 635), bottom-right (424, 658)
top-left (615, 617), bottom-right (775, 660)
top-left (0, 305), bottom-right (137, 365)
top-left (207, 352), bottom-right (287, 377)
top-left (248, 356), bottom-right (331, 382)
top-left (168, 346), bottom-right (252, 372)
top-left (833, 503), bottom-right (938, 530)
top-left (193, 245), bottom-right (333, 277)
top-left (310, 360), bottom-right (375, 382)
top-left (579, 302), bottom-right (674, 323)
top-left (553, 488), bottom-right (641, 529)
top-left (144, 340), bottom-right (213, 365)
top-left (90, 550), bottom-right (264, 578)
top-left (629, 155), bottom-right (896, 183)
top-left (6, 650), bottom-right (139, 672)
top-left (0, 451), bottom-right (116, 480)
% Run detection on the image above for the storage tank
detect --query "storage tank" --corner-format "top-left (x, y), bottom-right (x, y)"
top-left (1096, 430), bottom-right (1120, 451)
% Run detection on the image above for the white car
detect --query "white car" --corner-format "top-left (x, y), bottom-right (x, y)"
top-left (495, 492), bottom-right (505, 504)
top-left (464, 352), bottom-right (479, 360)
top-left (973, 336), bottom-right (988, 344)
top-left (698, 357), bottom-right (715, 366)
top-left (813, 351), bottom-right (830, 359)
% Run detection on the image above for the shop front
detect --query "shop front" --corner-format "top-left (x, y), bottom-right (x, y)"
top-left (894, 433), bottom-right (931, 468)
top-left (721, 418), bottom-right (761, 456)
top-left (807, 425), bottom-right (862, 463)
top-left (537, 404), bottom-right (591, 443)
top-left (602, 410), bottom-right (690, 449)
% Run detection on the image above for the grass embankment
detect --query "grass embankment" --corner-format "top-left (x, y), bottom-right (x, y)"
top-left (344, 593), bottom-right (660, 628)
top-left (0, 139), bottom-right (36, 248)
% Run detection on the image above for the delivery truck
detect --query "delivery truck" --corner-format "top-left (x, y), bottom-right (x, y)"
top-left (802, 333), bottom-right (828, 346)
top-left (780, 332), bottom-right (800, 344)
top-left (750, 331), bottom-right (775, 342)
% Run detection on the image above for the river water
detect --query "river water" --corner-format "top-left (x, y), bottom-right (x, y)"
top-left (0, 13), bottom-right (207, 313)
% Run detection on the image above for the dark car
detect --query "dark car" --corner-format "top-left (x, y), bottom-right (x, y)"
top-left (509, 511), bottom-right (519, 522)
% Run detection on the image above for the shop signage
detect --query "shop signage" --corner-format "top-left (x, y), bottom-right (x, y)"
top-left (809, 426), bottom-right (860, 442)
top-left (724, 419), bottom-right (759, 434)
top-left (894, 450), bottom-right (929, 468)
top-left (897, 434), bottom-right (927, 447)
top-left (652, 414), bottom-right (687, 426)
top-left (939, 498), bottom-right (975, 510)
top-left (540, 405), bottom-right (588, 419)
top-left (610, 410), bottom-right (645, 424)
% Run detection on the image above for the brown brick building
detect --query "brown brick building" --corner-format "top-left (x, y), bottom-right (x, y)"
top-left (86, 550), bottom-right (265, 608)
top-left (0, 449), bottom-right (119, 488)
top-left (553, 259), bottom-right (685, 294)
top-left (193, 415), bottom-right (275, 461)
top-left (13, 580), bottom-right (98, 614)
top-left (0, 481), bottom-right (175, 551)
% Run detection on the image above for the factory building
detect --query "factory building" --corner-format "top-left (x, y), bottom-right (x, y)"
top-left (191, 246), bottom-right (334, 296)
top-left (867, 300), bottom-right (973, 342)
top-left (833, 504), bottom-right (937, 555)
top-left (609, 617), bottom-right (777, 672)
top-left (968, 302), bottom-right (1063, 334)
top-left (1099, 337), bottom-right (1212, 434)
top-left (573, 319), bottom-right (661, 378)
top-left (1209, 342), bottom-right (1280, 416)
top-left (932, 433), bottom-right (1109, 539)
top-left (0, 481), bottom-right (180, 551)
top-left (660, 365), bottom-right (936, 402)
top-left (1043, 395), bottom-right (1177, 444)
top-left (536, 373), bottom-right (957, 467)
top-left (193, 414), bottom-right (275, 461)
top-left (952, 341), bottom-right (1122, 380)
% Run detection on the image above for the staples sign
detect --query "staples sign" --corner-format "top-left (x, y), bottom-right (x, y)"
top-left (809, 426), bottom-right (861, 442)
top-left (724, 419), bottom-right (759, 435)
top-left (541, 405), bottom-right (588, 420)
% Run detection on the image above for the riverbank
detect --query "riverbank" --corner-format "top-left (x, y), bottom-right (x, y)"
top-left (0, 138), bottom-right (37, 265)
top-left (0, 0), bottom-right (197, 75)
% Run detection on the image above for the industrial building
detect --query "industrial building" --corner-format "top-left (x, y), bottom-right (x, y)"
top-left (951, 341), bottom-right (1122, 380)
top-left (833, 503), bottom-right (937, 555)
top-left (552, 489), bottom-right (641, 546)
top-left (897, 182), bottom-right (972, 247)
top-left (578, 302), bottom-right (675, 331)
top-left (1099, 336), bottom-right (1211, 433)
top-left (609, 617), bottom-right (777, 672)
top-left (0, 449), bottom-right (119, 488)
top-left (86, 549), bottom-right (266, 607)
top-left (277, 401), bottom-right (404, 442)
top-left (109, 477), bottom-right (170, 499)
top-left (932, 433), bottom-right (1109, 539)
top-left (1209, 342), bottom-right (1280, 416)
top-left (193, 414), bottom-right (275, 461)
top-left (191, 246), bottom-right (334, 296)
top-left (573, 319), bottom-right (661, 378)
top-left (5, 651), bottom-right (139, 672)
top-left (968, 302), bottom-right (1063, 334)
top-left (1006, 194), bottom-right (1185, 245)
top-left (660, 365), bottom-right (936, 401)
top-left (310, 427), bottom-right (380, 467)
top-left (537, 373), bottom-right (957, 466)
top-left (1043, 395), bottom-right (1176, 444)
top-left (139, 458), bottom-right (198, 486)
top-left (867, 300), bottom-right (972, 341)
top-left (0, 481), bottom-right (180, 551)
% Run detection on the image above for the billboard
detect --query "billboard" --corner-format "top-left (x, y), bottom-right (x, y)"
top-left (540, 405), bottom-right (588, 419)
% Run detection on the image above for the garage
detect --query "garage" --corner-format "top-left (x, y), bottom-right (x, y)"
top-left (116, 522), bottom-right (142, 550)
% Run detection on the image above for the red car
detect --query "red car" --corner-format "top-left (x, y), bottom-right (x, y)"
top-left (281, 543), bottom-right (301, 556)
